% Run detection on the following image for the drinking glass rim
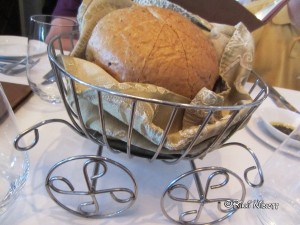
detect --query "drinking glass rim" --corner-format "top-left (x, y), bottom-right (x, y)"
top-left (30, 15), bottom-right (78, 27)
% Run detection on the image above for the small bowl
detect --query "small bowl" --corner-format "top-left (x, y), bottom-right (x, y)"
top-left (258, 107), bottom-right (300, 142)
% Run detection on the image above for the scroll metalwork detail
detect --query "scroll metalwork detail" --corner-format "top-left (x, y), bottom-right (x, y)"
top-left (161, 166), bottom-right (246, 225)
top-left (45, 155), bottom-right (138, 217)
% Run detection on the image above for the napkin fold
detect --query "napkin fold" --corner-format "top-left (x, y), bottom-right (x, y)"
top-left (56, 0), bottom-right (256, 158)
top-left (60, 22), bottom-right (254, 159)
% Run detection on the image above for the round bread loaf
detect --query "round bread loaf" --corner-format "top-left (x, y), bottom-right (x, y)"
top-left (86, 5), bottom-right (219, 99)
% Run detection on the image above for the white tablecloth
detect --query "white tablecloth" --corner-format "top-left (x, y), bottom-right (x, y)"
top-left (1, 82), bottom-right (299, 225)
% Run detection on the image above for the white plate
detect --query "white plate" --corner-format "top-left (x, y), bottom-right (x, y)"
top-left (0, 36), bottom-right (45, 58)
top-left (258, 107), bottom-right (300, 142)
top-left (0, 36), bottom-right (27, 57)
top-left (0, 36), bottom-right (48, 85)
top-left (246, 115), bottom-right (281, 149)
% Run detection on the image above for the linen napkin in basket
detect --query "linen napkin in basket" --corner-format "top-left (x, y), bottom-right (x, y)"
top-left (60, 0), bottom-right (255, 158)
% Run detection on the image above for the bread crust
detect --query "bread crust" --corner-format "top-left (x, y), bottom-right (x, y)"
top-left (87, 5), bottom-right (219, 99)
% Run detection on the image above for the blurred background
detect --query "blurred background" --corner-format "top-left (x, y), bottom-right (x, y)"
top-left (0, 0), bottom-right (57, 36)
top-left (0, 0), bottom-right (253, 36)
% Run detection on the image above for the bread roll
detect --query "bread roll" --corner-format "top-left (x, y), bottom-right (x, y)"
top-left (87, 5), bottom-right (219, 99)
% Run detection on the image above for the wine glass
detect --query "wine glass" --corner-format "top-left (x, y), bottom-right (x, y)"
top-left (253, 123), bottom-right (300, 224)
top-left (0, 83), bottom-right (29, 216)
top-left (26, 15), bottom-right (78, 104)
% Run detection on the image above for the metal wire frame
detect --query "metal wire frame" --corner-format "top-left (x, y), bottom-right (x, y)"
top-left (161, 165), bottom-right (246, 224)
top-left (45, 146), bottom-right (138, 218)
top-left (12, 31), bottom-right (268, 223)
top-left (46, 31), bottom-right (269, 163)
top-left (160, 142), bottom-right (264, 224)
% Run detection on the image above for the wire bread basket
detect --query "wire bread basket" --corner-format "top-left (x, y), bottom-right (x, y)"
top-left (45, 31), bottom-right (268, 162)
top-left (14, 31), bottom-right (268, 223)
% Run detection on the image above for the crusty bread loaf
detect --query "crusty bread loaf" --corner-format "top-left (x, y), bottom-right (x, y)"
top-left (86, 5), bottom-right (219, 99)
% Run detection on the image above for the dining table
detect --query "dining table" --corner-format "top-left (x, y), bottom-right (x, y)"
top-left (1, 46), bottom-right (300, 225)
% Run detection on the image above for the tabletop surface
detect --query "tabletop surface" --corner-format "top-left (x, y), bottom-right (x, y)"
top-left (0, 84), bottom-right (298, 225)
top-left (1, 36), bottom-right (300, 224)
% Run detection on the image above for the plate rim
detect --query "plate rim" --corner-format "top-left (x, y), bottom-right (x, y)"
top-left (0, 35), bottom-right (28, 58)
top-left (0, 35), bottom-right (27, 46)
top-left (0, 36), bottom-right (46, 58)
